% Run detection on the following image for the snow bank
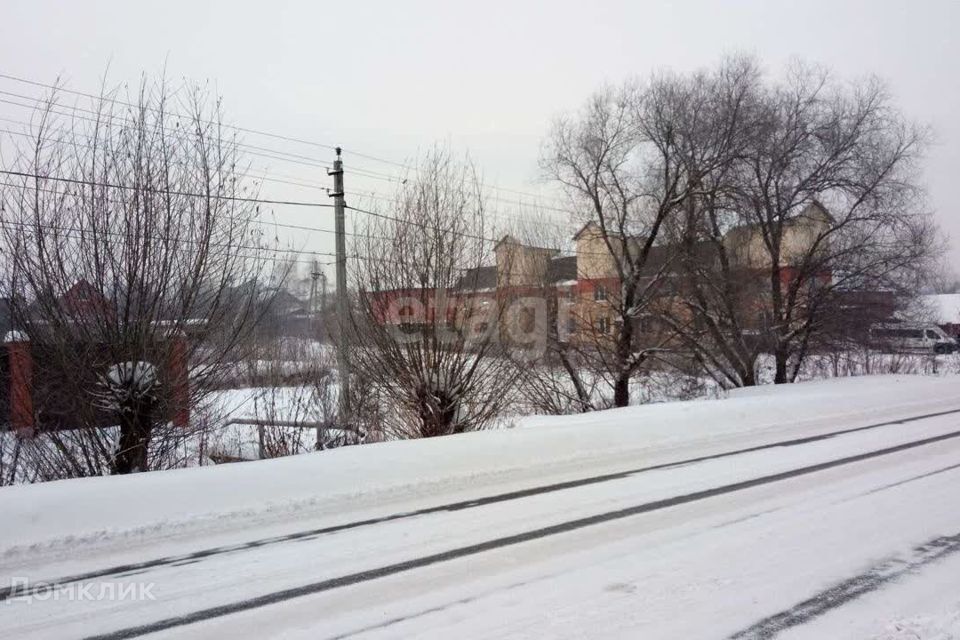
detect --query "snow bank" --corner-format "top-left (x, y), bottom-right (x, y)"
top-left (1, 375), bottom-right (959, 563)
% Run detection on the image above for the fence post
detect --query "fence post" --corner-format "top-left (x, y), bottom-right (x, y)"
top-left (5, 331), bottom-right (33, 437)
top-left (168, 333), bottom-right (190, 428)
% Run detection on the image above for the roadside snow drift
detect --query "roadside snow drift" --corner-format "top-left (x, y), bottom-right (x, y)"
top-left (2, 374), bottom-right (959, 563)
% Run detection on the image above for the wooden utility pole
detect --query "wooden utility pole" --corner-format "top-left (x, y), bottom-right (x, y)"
top-left (328, 148), bottom-right (351, 425)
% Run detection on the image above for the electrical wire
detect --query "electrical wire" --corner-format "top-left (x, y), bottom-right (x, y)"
top-left (0, 169), bottom-right (335, 208)
top-left (0, 71), bottom-right (572, 207)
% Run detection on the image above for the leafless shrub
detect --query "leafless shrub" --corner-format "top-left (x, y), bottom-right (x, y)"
top-left (348, 148), bottom-right (516, 439)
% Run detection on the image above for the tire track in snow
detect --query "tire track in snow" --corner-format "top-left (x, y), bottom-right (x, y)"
top-left (5, 406), bottom-right (957, 603)
top-left (728, 532), bottom-right (960, 639)
top-left (78, 426), bottom-right (960, 640)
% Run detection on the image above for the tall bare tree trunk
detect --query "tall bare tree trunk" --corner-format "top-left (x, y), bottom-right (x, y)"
top-left (112, 399), bottom-right (155, 474)
top-left (613, 318), bottom-right (634, 407)
top-left (773, 348), bottom-right (789, 385)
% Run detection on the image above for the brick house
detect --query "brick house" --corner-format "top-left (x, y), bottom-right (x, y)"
top-left (1, 280), bottom-right (190, 434)
top-left (367, 203), bottom-right (840, 350)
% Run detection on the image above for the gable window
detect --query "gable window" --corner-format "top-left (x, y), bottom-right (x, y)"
top-left (594, 285), bottom-right (607, 301)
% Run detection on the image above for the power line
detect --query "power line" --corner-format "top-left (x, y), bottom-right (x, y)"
top-left (344, 165), bottom-right (578, 218)
top-left (0, 93), bottom-right (571, 222)
top-left (0, 169), bottom-right (608, 262)
top-left (0, 78), bottom-right (581, 238)
top-left (0, 170), bottom-right (441, 250)
top-left (0, 217), bottom-right (407, 269)
top-left (340, 152), bottom-right (570, 207)
top-left (0, 71), bottom-right (342, 154)
top-left (0, 92), bottom-right (334, 172)
top-left (0, 182), bottom-right (411, 268)
top-left (0, 172), bottom-right (419, 249)
top-left (344, 203), bottom-right (502, 246)
top-left (344, 187), bottom-right (576, 232)
top-left (0, 91), bottom-right (568, 218)
top-left (0, 218), bottom-right (333, 267)
top-left (0, 71), bottom-right (571, 208)
top-left (0, 92), bottom-right (594, 259)
top-left (0, 122), bottom-right (333, 195)
top-left (0, 169), bottom-right (335, 208)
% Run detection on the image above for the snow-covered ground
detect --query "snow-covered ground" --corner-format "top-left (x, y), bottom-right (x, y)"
top-left (1, 374), bottom-right (959, 639)
top-left (869, 609), bottom-right (960, 640)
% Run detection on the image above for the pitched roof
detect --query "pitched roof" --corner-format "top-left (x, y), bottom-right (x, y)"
top-left (804, 199), bottom-right (835, 224)
top-left (271, 289), bottom-right (308, 313)
top-left (62, 279), bottom-right (103, 302)
top-left (454, 265), bottom-right (498, 291)
top-left (573, 221), bottom-right (600, 241)
top-left (493, 234), bottom-right (518, 251)
top-left (494, 234), bottom-right (562, 255)
top-left (547, 255), bottom-right (578, 282)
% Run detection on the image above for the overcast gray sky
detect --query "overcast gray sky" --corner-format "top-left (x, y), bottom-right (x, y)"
top-left (2, 0), bottom-right (958, 274)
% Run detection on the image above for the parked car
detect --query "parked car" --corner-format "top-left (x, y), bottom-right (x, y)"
top-left (870, 324), bottom-right (958, 354)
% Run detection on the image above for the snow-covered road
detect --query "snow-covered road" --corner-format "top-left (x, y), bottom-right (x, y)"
top-left (2, 376), bottom-right (960, 639)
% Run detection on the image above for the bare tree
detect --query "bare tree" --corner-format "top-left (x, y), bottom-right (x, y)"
top-left (728, 62), bottom-right (938, 383)
top-left (659, 57), bottom-right (770, 388)
top-left (0, 77), bottom-right (280, 478)
top-left (542, 57), bottom-right (940, 392)
top-left (541, 79), bottom-right (699, 406)
top-left (348, 148), bottom-right (516, 439)
top-left (641, 57), bottom-right (941, 388)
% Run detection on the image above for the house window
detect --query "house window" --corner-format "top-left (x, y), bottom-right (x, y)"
top-left (566, 317), bottom-right (576, 336)
top-left (597, 316), bottom-right (610, 334)
top-left (594, 285), bottom-right (607, 301)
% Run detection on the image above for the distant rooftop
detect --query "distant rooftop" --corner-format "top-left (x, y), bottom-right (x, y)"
top-left (454, 265), bottom-right (498, 291)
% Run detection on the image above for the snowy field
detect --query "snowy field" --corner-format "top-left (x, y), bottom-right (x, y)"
top-left (1, 374), bottom-right (959, 638)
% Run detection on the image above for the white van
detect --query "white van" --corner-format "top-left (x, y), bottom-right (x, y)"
top-left (870, 324), bottom-right (958, 354)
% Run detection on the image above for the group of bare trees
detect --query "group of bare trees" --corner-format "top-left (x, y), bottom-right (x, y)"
top-left (340, 57), bottom-right (939, 432)
top-left (538, 56), bottom-right (939, 402)
top-left (0, 78), bottom-right (281, 479)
